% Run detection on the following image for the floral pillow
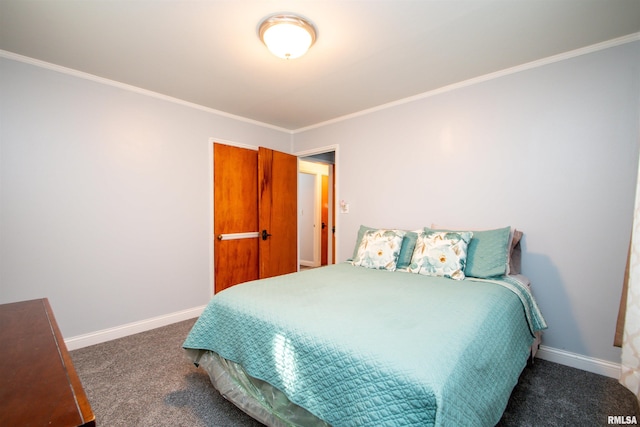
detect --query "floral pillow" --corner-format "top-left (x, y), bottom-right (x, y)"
top-left (430, 224), bottom-right (514, 278)
top-left (352, 229), bottom-right (406, 271)
top-left (408, 230), bottom-right (473, 280)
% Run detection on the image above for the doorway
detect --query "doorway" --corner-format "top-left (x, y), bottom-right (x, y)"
top-left (299, 160), bottom-right (331, 267)
top-left (297, 147), bottom-right (338, 268)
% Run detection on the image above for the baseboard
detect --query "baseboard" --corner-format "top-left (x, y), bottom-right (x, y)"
top-left (300, 260), bottom-right (319, 267)
top-left (65, 312), bottom-right (623, 380)
top-left (535, 345), bottom-right (621, 379)
top-left (64, 305), bottom-right (206, 351)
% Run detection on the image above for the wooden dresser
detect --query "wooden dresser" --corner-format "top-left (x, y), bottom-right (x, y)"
top-left (0, 298), bottom-right (95, 426)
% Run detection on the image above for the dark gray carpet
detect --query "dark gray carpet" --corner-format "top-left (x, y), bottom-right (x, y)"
top-left (70, 318), bottom-right (639, 426)
top-left (498, 357), bottom-right (639, 427)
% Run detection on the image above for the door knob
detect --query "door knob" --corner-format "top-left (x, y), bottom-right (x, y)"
top-left (261, 229), bottom-right (272, 240)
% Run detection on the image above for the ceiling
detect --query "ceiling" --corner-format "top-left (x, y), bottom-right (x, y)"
top-left (1, 1), bottom-right (639, 131)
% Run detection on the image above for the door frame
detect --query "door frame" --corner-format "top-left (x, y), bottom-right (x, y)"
top-left (295, 144), bottom-right (340, 264)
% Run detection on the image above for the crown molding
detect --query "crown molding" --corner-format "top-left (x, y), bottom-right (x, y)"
top-left (293, 32), bottom-right (640, 134)
top-left (0, 49), bottom-right (293, 135)
top-left (2, 31), bottom-right (638, 136)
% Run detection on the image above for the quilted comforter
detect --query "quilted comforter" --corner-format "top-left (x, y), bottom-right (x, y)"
top-left (183, 263), bottom-right (546, 426)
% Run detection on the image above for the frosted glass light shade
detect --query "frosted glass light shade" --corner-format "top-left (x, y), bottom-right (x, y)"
top-left (259, 15), bottom-right (317, 59)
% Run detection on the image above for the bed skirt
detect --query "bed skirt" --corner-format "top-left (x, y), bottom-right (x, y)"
top-left (186, 349), bottom-right (330, 427)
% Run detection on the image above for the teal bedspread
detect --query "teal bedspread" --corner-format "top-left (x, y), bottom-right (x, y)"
top-left (183, 263), bottom-right (546, 426)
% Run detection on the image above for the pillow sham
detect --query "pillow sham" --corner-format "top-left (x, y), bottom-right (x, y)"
top-left (351, 225), bottom-right (375, 260)
top-left (352, 229), bottom-right (406, 271)
top-left (397, 230), bottom-right (421, 269)
top-left (408, 230), bottom-right (473, 280)
top-left (430, 224), bottom-right (513, 278)
top-left (351, 225), bottom-right (421, 269)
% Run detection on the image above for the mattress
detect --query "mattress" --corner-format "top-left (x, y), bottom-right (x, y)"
top-left (183, 262), bottom-right (546, 426)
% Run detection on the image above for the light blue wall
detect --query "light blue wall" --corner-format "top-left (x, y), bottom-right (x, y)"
top-left (293, 41), bottom-right (640, 364)
top-left (0, 57), bottom-right (291, 338)
top-left (2, 40), bottom-right (639, 366)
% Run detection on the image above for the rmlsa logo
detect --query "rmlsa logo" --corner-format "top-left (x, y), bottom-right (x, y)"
top-left (608, 415), bottom-right (638, 425)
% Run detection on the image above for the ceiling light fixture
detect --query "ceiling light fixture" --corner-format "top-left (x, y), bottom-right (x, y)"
top-left (259, 14), bottom-right (317, 60)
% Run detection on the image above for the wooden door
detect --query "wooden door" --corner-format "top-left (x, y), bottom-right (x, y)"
top-left (213, 143), bottom-right (259, 293)
top-left (258, 147), bottom-right (298, 278)
top-left (214, 144), bottom-right (298, 293)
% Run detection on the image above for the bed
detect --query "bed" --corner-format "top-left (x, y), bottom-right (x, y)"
top-left (184, 226), bottom-right (546, 426)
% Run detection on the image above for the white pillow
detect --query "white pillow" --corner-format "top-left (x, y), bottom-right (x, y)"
top-left (352, 229), bottom-right (406, 271)
top-left (409, 230), bottom-right (473, 280)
